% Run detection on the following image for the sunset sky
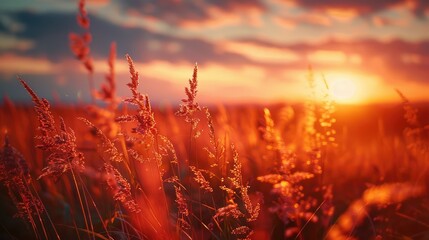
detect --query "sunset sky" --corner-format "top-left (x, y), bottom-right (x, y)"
top-left (0, 0), bottom-right (428, 105)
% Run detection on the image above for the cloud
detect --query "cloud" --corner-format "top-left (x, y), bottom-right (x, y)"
top-left (1, 7), bottom-right (429, 104)
top-left (117, 0), bottom-right (266, 28)
top-left (273, 13), bottom-right (332, 28)
top-left (234, 38), bottom-right (429, 85)
top-left (0, 15), bottom-right (27, 32)
top-left (87, 0), bottom-right (110, 6)
top-left (307, 50), bottom-right (347, 64)
top-left (286, 0), bottom-right (429, 17)
top-left (221, 41), bottom-right (301, 64)
top-left (0, 11), bottom-right (252, 66)
top-left (0, 33), bottom-right (34, 51)
top-left (0, 54), bottom-right (54, 75)
top-left (0, 73), bottom-right (91, 103)
top-left (2, 10), bottom-right (429, 83)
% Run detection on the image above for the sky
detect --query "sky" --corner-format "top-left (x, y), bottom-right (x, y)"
top-left (0, 0), bottom-right (428, 105)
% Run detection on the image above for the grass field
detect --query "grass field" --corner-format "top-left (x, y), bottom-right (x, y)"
top-left (1, 74), bottom-right (428, 239)
top-left (0, 1), bottom-right (428, 239)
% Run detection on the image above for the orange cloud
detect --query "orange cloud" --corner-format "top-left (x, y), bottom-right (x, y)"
top-left (87, 0), bottom-right (110, 6)
top-left (273, 12), bottom-right (332, 28)
top-left (401, 53), bottom-right (421, 64)
top-left (372, 16), bottom-right (408, 27)
top-left (287, 0), bottom-right (419, 14)
top-left (221, 41), bottom-right (300, 64)
top-left (348, 54), bottom-right (362, 65)
top-left (178, 5), bottom-right (264, 29)
top-left (94, 59), bottom-right (264, 88)
top-left (91, 59), bottom-right (311, 103)
top-left (272, 17), bottom-right (297, 29)
top-left (324, 8), bottom-right (358, 22)
top-left (179, 6), bottom-right (241, 29)
top-left (0, 54), bottom-right (54, 75)
top-left (307, 50), bottom-right (347, 64)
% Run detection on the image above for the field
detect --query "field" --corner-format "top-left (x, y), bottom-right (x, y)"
top-left (1, 1), bottom-right (429, 240)
top-left (1, 73), bottom-right (429, 239)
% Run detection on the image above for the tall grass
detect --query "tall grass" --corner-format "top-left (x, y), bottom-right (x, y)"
top-left (0, 0), bottom-right (428, 239)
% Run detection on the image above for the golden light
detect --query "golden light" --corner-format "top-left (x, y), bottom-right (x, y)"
top-left (329, 78), bottom-right (357, 103)
top-left (325, 73), bottom-right (362, 104)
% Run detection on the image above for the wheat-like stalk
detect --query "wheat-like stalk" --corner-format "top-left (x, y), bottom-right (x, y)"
top-left (69, 0), bottom-right (93, 74)
top-left (0, 135), bottom-right (43, 222)
top-left (103, 162), bottom-right (141, 213)
top-left (116, 54), bottom-right (157, 137)
top-left (176, 63), bottom-right (201, 137)
top-left (20, 78), bottom-right (85, 181)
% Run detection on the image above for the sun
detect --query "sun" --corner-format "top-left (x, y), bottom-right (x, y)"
top-left (329, 78), bottom-right (357, 102)
top-left (325, 74), bottom-right (361, 104)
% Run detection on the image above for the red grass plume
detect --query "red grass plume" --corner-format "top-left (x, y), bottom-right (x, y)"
top-left (103, 162), bottom-right (141, 213)
top-left (19, 78), bottom-right (84, 181)
top-left (0, 135), bottom-right (44, 222)
top-left (116, 54), bottom-right (157, 136)
top-left (69, 0), bottom-right (93, 74)
top-left (176, 63), bottom-right (201, 134)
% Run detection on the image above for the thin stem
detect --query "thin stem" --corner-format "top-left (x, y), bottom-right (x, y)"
top-left (70, 167), bottom-right (91, 240)
top-left (119, 205), bottom-right (131, 240)
top-left (81, 182), bottom-right (95, 240)
top-left (30, 183), bottom-right (61, 240)
top-left (28, 190), bottom-right (49, 240)
top-left (154, 135), bottom-right (170, 226)
top-left (77, 173), bottom-right (112, 240)
top-left (28, 210), bottom-right (41, 240)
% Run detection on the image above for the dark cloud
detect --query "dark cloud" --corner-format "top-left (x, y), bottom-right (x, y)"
top-left (117, 0), bottom-right (265, 26)
top-left (0, 11), bottom-right (250, 64)
top-left (0, 21), bottom-right (8, 32)
top-left (0, 10), bottom-right (254, 104)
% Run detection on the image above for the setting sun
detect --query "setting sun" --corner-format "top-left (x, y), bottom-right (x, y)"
top-left (308, 72), bottom-right (368, 104)
top-left (329, 78), bottom-right (358, 103)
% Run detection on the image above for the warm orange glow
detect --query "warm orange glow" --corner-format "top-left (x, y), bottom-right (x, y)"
top-left (307, 50), bottom-right (347, 64)
top-left (329, 78), bottom-right (357, 103)
top-left (314, 71), bottom-right (421, 104)
top-left (323, 73), bottom-right (364, 104)
top-left (0, 54), bottom-right (54, 74)
top-left (325, 8), bottom-right (358, 22)
top-left (222, 41), bottom-right (300, 63)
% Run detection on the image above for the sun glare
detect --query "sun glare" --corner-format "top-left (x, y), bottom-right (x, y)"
top-left (325, 74), bottom-right (361, 104)
top-left (330, 78), bottom-right (357, 102)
